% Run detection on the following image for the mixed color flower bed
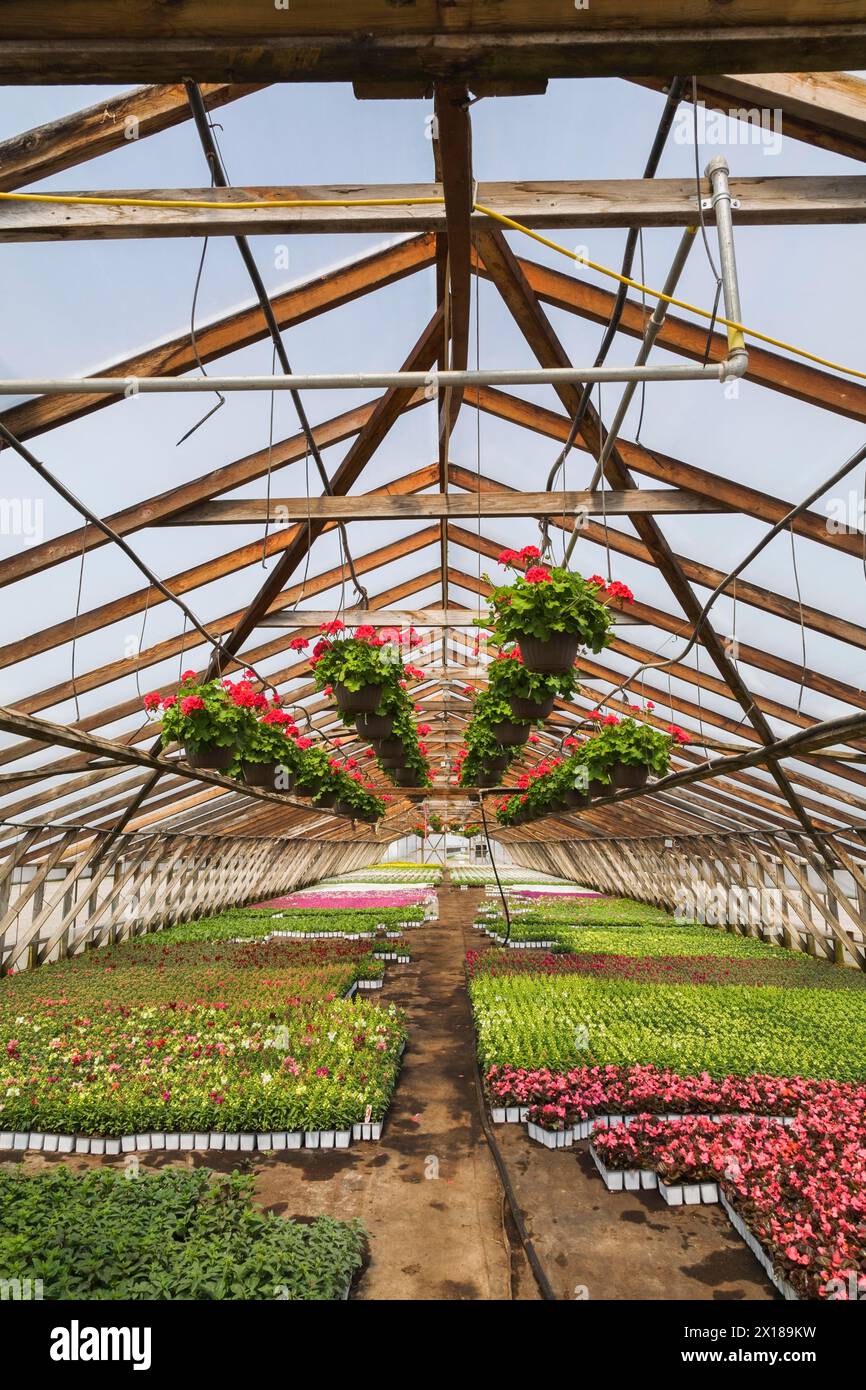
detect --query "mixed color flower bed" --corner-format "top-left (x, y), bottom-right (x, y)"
top-left (468, 887), bottom-right (866, 1299)
top-left (0, 887), bottom-right (425, 1138)
top-left (256, 889), bottom-right (430, 911)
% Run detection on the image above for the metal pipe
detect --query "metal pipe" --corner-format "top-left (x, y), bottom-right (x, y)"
top-left (0, 363), bottom-right (724, 398)
top-left (705, 155), bottom-right (749, 378)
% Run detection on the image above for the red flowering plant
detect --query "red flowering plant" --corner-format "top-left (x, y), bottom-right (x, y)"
top-left (310, 622), bottom-right (403, 706)
top-left (488, 643), bottom-right (579, 710)
top-left (479, 548), bottom-right (624, 656)
top-left (580, 712), bottom-right (683, 787)
top-left (145, 671), bottom-right (258, 764)
top-left (238, 706), bottom-right (305, 775)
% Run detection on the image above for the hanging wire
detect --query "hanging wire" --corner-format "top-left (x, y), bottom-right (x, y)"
top-left (175, 234), bottom-right (226, 447)
top-left (133, 582), bottom-right (153, 705)
top-left (634, 229), bottom-right (648, 445)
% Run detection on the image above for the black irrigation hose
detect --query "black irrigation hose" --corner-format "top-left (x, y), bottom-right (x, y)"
top-left (470, 1025), bottom-right (558, 1302)
top-left (477, 790), bottom-right (513, 944)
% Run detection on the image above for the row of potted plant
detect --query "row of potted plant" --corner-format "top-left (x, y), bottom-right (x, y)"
top-left (469, 970), bottom-right (866, 1080)
top-left (306, 623), bottom-right (432, 789)
top-left (589, 1103), bottom-right (866, 1301)
top-left (482, 1061), bottom-right (862, 1126)
top-left (0, 1168), bottom-right (368, 1302)
top-left (144, 672), bottom-right (386, 821)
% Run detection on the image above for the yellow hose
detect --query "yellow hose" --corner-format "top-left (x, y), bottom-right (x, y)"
top-left (2, 187), bottom-right (863, 385)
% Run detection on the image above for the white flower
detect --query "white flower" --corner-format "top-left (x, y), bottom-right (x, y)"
top-left (5, 1086), bottom-right (20, 1097)
top-left (261, 1072), bottom-right (273, 1085)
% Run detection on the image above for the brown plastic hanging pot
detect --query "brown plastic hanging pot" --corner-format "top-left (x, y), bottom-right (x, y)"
top-left (393, 768), bottom-right (423, 787)
top-left (185, 742), bottom-right (234, 771)
top-left (610, 762), bottom-right (650, 791)
top-left (333, 682), bottom-right (384, 715)
top-left (518, 633), bottom-right (580, 675)
top-left (491, 719), bottom-right (531, 747)
top-left (242, 760), bottom-right (279, 789)
top-left (374, 739), bottom-right (405, 760)
top-left (509, 694), bottom-right (556, 722)
top-left (355, 710), bottom-right (394, 740)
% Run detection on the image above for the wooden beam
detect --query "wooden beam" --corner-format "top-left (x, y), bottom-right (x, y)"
top-left (0, 83), bottom-right (262, 193)
top-left (1, 6), bottom-right (864, 83)
top-left (260, 605), bottom-right (641, 630)
top-left (162, 487), bottom-right (725, 525)
top-left (7, 175), bottom-right (866, 240)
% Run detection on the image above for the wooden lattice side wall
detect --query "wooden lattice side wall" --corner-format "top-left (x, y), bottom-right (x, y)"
top-left (506, 831), bottom-right (866, 971)
top-left (0, 828), bottom-right (381, 973)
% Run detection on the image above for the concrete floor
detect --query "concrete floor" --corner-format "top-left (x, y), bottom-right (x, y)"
top-left (12, 878), bottom-right (777, 1301)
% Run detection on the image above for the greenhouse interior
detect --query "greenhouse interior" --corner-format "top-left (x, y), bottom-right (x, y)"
top-left (1, 0), bottom-right (865, 1346)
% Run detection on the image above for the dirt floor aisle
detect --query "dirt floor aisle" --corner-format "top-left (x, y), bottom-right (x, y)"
top-left (252, 876), bottom-right (521, 1300)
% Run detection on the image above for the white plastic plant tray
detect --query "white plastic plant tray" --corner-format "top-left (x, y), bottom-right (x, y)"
top-left (0, 1126), bottom-right (385, 1154)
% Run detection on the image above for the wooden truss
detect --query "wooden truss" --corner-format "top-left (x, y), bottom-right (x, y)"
top-left (2, 54), bottom-right (866, 965)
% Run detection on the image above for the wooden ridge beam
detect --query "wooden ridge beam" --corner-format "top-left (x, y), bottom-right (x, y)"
top-left (7, 175), bottom-right (866, 240)
top-left (1, 8), bottom-right (865, 84)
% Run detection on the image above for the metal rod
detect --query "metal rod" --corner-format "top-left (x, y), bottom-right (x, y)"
top-left (0, 363), bottom-right (724, 397)
top-left (705, 155), bottom-right (749, 374)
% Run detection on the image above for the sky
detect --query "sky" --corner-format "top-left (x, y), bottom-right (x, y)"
top-left (0, 77), bottom-right (864, 832)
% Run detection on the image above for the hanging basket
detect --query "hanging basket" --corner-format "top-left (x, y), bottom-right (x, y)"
top-left (374, 739), bottom-right (405, 760)
top-left (334, 799), bottom-right (356, 818)
top-left (509, 694), bottom-right (556, 722)
top-left (610, 763), bottom-right (650, 791)
top-left (333, 682), bottom-right (384, 715)
top-left (485, 753), bottom-right (511, 773)
top-left (185, 742), bottom-right (234, 771)
top-left (313, 791), bottom-right (338, 809)
top-left (242, 760), bottom-right (279, 790)
top-left (474, 771), bottom-right (501, 789)
top-left (393, 768), bottom-right (423, 787)
top-left (355, 711), bottom-right (395, 741)
top-left (588, 778), bottom-right (610, 800)
top-left (491, 719), bottom-right (531, 747)
top-left (565, 787), bottom-right (591, 809)
top-left (518, 633), bottom-right (580, 675)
